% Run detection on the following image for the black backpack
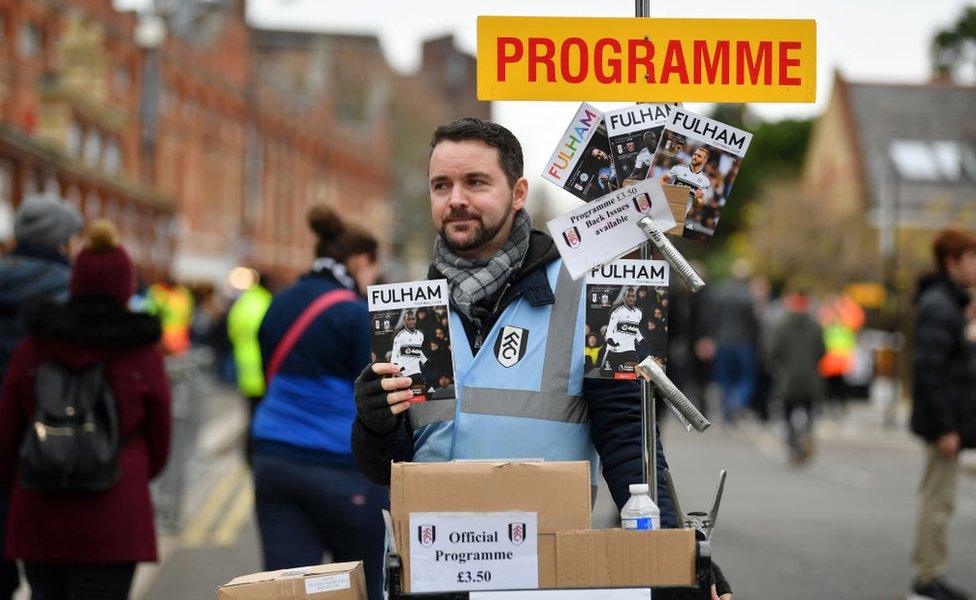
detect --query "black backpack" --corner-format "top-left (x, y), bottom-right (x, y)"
top-left (19, 361), bottom-right (120, 492)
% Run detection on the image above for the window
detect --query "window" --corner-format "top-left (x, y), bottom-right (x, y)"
top-left (18, 21), bottom-right (40, 59)
top-left (67, 121), bottom-right (83, 157)
top-left (83, 130), bottom-right (102, 168)
top-left (890, 139), bottom-right (976, 182)
top-left (104, 138), bottom-right (122, 174)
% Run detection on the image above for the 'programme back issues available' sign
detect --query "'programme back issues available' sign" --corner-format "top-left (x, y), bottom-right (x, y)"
top-left (409, 512), bottom-right (539, 593)
top-left (477, 16), bottom-right (816, 103)
top-left (547, 179), bottom-right (676, 280)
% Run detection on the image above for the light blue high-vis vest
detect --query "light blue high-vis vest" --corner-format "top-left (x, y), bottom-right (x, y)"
top-left (408, 259), bottom-right (600, 483)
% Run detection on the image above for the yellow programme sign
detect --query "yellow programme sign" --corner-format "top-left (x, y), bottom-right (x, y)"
top-left (477, 16), bottom-right (816, 103)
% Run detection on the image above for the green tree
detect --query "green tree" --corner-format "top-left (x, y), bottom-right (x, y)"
top-left (932, 5), bottom-right (976, 80)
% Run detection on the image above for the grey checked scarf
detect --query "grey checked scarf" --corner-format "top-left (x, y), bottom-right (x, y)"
top-left (433, 209), bottom-right (532, 328)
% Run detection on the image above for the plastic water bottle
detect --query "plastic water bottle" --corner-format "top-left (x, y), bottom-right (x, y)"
top-left (620, 483), bottom-right (660, 530)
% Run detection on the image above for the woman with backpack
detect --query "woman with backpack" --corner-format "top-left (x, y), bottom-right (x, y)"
top-left (0, 220), bottom-right (170, 600)
top-left (253, 206), bottom-right (384, 599)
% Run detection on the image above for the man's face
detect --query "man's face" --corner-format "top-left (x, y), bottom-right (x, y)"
top-left (624, 290), bottom-right (636, 307)
top-left (691, 148), bottom-right (708, 168)
top-left (625, 141), bottom-right (637, 153)
top-left (948, 250), bottom-right (976, 287)
top-left (405, 313), bottom-right (416, 330)
top-left (429, 140), bottom-right (526, 255)
top-left (591, 148), bottom-right (609, 162)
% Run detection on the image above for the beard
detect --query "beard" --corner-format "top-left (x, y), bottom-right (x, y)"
top-left (439, 197), bottom-right (513, 253)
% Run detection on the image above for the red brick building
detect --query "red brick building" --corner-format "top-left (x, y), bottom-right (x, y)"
top-left (0, 0), bottom-right (483, 285)
top-left (0, 0), bottom-right (174, 281)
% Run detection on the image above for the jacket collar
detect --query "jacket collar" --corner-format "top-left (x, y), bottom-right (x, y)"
top-left (12, 243), bottom-right (69, 266)
top-left (428, 229), bottom-right (559, 307)
top-left (311, 257), bottom-right (356, 291)
top-left (27, 297), bottom-right (162, 349)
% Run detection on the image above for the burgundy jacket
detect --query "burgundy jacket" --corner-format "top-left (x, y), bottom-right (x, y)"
top-left (0, 298), bottom-right (171, 563)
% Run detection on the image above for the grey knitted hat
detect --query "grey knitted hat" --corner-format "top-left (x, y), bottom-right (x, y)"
top-left (14, 192), bottom-right (85, 249)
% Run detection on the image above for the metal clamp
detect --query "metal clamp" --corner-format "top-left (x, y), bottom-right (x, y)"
top-left (635, 357), bottom-right (710, 432)
top-left (637, 217), bottom-right (705, 293)
top-left (664, 468), bottom-right (727, 541)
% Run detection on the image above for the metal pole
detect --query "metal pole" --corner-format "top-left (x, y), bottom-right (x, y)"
top-left (634, 0), bottom-right (657, 503)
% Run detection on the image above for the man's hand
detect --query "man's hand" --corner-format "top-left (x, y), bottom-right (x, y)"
top-left (936, 431), bottom-right (961, 458)
top-left (694, 188), bottom-right (705, 203)
top-left (711, 584), bottom-right (731, 600)
top-left (354, 363), bottom-right (415, 436)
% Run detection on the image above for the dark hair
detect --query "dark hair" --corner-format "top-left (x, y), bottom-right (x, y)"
top-left (430, 117), bottom-right (523, 187)
top-left (933, 228), bottom-right (976, 272)
top-left (307, 205), bottom-right (378, 263)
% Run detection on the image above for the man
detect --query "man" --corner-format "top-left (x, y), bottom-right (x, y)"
top-left (770, 290), bottom-right (825, 466)
top-left (603, 287), bottom-right (644, 375)
top-left (352, 118), bottom-right (731, 598)
top-left (227, 273), bottom-right (273, 462)
top-left (660, 146), bottom-right (711, 213)
top-left (0, 191), bottom-right (84, 600)
top-left (909, 229), bottom-right (976, 600)
top-left (390, 310), bottom-right (428, 393)
top-left (700, 259), bottom-right (759, 425)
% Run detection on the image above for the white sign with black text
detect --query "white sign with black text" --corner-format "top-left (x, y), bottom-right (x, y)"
top-left (546, 179), bottom-right (676, 280)
top-left (409, 511), bottom-right (539, 593)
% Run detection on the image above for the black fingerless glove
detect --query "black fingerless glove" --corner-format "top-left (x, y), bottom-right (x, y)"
top-left (354, 364), bottom-right (400, 437)
top-left (713, 562), bottom-right (731, 597)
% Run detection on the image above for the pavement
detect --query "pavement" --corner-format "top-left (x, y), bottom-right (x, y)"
top-left (62, 382), bottom-right (973, 600)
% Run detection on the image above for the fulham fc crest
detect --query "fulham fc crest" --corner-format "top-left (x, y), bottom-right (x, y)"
top-left (508, 522), bottom-right (527, 546)
top-left (562, 226), bottom-right (582, 249)
top-left (633, 193), bottom-right (651, 213)
top-left (495, 325), bottom-right (528, 368)
top-left (417, 524), bottom-right (436, 548)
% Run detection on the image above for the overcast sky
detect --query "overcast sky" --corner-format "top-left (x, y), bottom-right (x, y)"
top-left (119, 0), bottom-right (972, 214)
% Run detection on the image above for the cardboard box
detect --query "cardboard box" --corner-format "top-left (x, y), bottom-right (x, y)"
top-left (555, 529), bottom-right (696, 588)
top-left (662, 184), bottom-right (689, 235)
top-left (390, 461), bottom-right (591, 593)
top-left (217, 562), bottom-right (365, 600)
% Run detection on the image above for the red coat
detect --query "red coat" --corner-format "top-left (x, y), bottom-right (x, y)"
top-left (0, 299), bottom-right (171, 563)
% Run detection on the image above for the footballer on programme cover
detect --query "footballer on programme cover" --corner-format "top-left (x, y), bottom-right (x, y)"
top-left (367, 280), bottom-right (455, 402)
top-left (584, 259), bottom-right (669, 380)
top-left (648, 108), bottom-right (753, 244)
top-left (605, 103), bottom-right (678, 187)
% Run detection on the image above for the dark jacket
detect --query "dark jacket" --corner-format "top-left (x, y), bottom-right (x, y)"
top-left (0, 298), bottom-right (170, 563)
top-left (352, 230), bottom-right (678, 527)
top-left (0, 246), bottom-right (72, 376)
top-left (910, 275), bottom-right (976, 447)
top-left (770, 310), bottom-right (825, 402)
top-left (255, 270), bottom-right (370, 464)
top-left (702, 278), bottom-right (758, 347)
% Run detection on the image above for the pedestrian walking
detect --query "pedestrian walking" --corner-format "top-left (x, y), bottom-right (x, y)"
top-left (769, 290), bottom-right (825, 466)
top-left (0, 220), bottom-right (170, 600)
top-left (0, 191), bottom-right (84, 600)
top-left (701, 259), bottom-right (759, 425)
top-left (227, 273), bottom-right (272, 462)
top-left (909, 229), bottom-right (976, 600)
top-left (351, 117), bottom-right (731, 598)
top-left (252, 206), bottom-right (384, 599)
